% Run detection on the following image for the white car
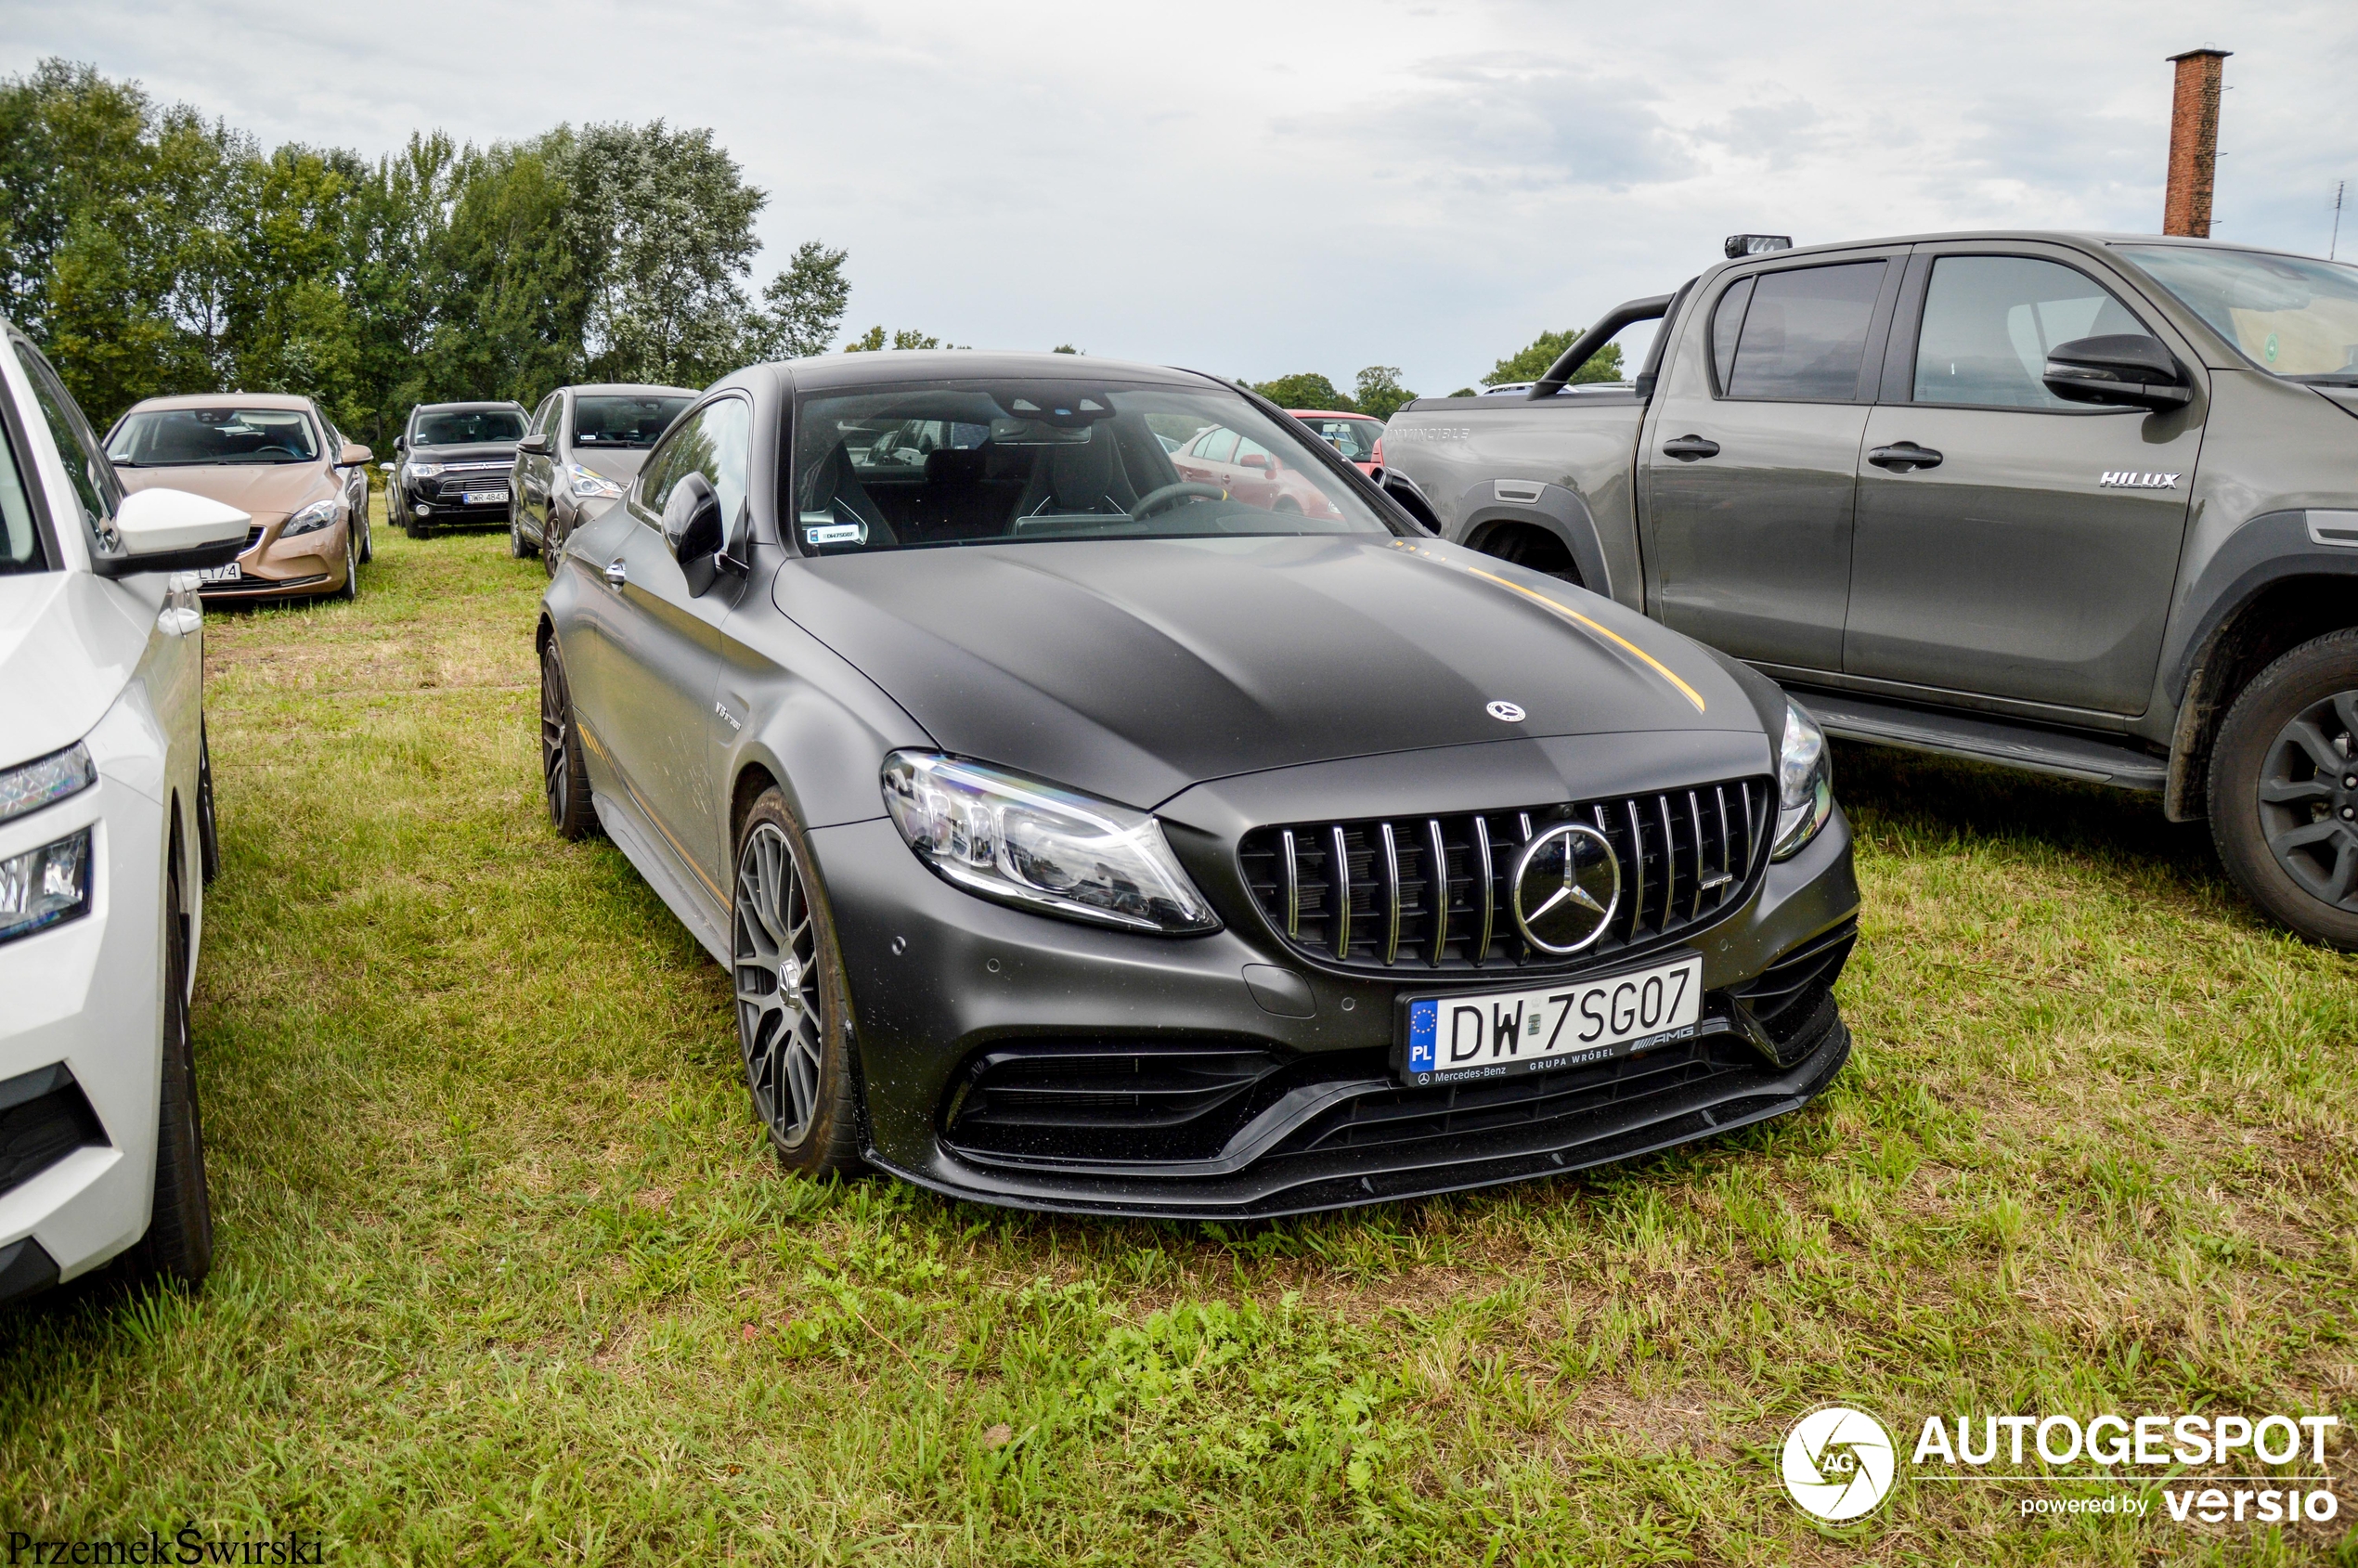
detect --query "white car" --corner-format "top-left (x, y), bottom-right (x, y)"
top-left (0, 324), bottom-right (250, 1304)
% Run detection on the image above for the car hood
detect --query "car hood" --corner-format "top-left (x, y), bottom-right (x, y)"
top-left (772, 534), bottom-right (1769, 809)
top-left (0, 571), bottom-right (152, 770)
top-left (116, 461), bottom-right (333, 522)
top-left (570, 449), bottom-right (651, 485)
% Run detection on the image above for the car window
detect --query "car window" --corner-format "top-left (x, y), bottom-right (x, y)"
top-left (574, 395), bottom-right (695, 450)
top-left (12, 342), bottom-right (120, 528)
top-left (1912, 256), bottom-right (2155, 409)
top-left (0, 415), bottom-right (46, 574)
top-left (108, 406), bottom-right (322, 466)
top-left (1710, 276), bottom-right (1755, 394)
top-left (412, 408), bottom-right (526, 445)
top-left (2116, 244), bottom-right (2358, 382)
top-left (1236, 435), bottom-right (1273, 466)
top-left (1299, 418), bottom-right (1380, 462)
top-left (640, 396), bottom-right (752, 524)
top-left (529, 395), bottom-right (557, 438)
top-left (1194, 428), bottom-right (1237, 463)
top-left (1722, 261), bottom-right (1886, 401)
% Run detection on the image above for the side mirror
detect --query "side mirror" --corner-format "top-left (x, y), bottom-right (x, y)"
top-left (394, 435), bottom-right (408, 453)
top-left (1239, 452), bottom-right (1270, 471)
top-left (337, 441), bottom-right (372, 467)
top-left (662, 472), bottom-right (726, 595)
top-left (2043, 335), bottom-right (2194, 410)
top-left (92, 487), bottom-right (249, 577)
top-left (517, 434), bottom-right (551, 455)
top-left (379, 460), bottom-right (396, 473)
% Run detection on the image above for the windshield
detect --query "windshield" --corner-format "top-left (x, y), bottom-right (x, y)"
top-left (791, 381), bottom-right (1393, 553)
top-left (107, 407), bottom-right (318, 467)
top-left (2117, 245), bottom-right (2358, 383)
top-left (1294, 414), bottom-right (1382, 462)
top-left (413, 408), bottom-right (525, 446)
top-left (573, 394), bottom-right (692, 449)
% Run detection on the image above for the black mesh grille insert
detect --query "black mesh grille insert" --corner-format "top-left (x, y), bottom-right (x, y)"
top-left (0, 1064), bottom-right (108, 1198)
top-left (1237, 777), bottom-right (1772, 975)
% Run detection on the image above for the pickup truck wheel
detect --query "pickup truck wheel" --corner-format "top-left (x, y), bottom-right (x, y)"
top-left (2209, 628), bottom-right (2358, 949)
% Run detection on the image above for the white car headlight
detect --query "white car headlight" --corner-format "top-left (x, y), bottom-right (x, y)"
top-left (0, 825), bottom-right (92, 945)
top-left (0, 743), bottom-right (95, 826)
top-left (281, 499), bottom-right (341, 536)
top-left (408, 462), bottom-right (445, 479)
top-left (1772, 698), bottom-right (1833, 861)
top-left (567, 463), bottom-right (623, 501)
top-left (881, 752), bottom-right (1218, 934)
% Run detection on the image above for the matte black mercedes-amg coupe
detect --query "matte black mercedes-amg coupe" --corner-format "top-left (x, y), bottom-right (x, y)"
top-left (536, 351), bottom-right (1861, 1217)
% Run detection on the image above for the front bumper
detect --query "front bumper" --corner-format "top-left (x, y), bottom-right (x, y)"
top-left (406, 473), bottom-right (514, 528)
top-left (198, 513), bottom-right (349, 600)
top-left (812, 745), bottom-right (1860, 1219)
top-left (0, 773), bottom-right (167, 1299)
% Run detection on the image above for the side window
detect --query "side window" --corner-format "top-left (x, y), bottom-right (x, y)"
top-left (1195, 428), bottom-right (1237, 463)
top-left (638, 397), bottom-right (751, 524)
top-left (11, 342), bottom-right (120, 528)
top-left (532, 395), bottom-right (558, 437)
top-left (1722, 262), bottom-right (1886, 402)
top-left (1912, 255), bottom-right (2156, 409)
top-left (1710, 276), bottom-right (1755, 394)
top-left (0, 417), bottom-right (48, 574)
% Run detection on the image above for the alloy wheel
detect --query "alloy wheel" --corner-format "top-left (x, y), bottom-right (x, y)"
top-left (539, 654), bottom-right (571, 824)
top-left (733, 822), bottom-right (824, 1146)
top-left (2256, 688), bottom-right (2358, 910)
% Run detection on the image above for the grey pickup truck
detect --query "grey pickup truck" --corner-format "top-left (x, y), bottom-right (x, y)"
top-left (1374, 232), bottom-right (2358, 947)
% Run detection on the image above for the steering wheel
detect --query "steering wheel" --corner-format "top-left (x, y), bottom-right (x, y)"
top-left (252, 445), bottom-right (302, 459)
top-left (1130, 482), bottom-right (1226, 520)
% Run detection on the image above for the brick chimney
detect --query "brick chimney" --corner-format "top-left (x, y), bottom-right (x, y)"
top-left (2163, 48), bottom-right (2230, 237)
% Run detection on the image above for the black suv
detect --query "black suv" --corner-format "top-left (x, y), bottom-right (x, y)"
top-left (391, 401), bottom-right (529, 538)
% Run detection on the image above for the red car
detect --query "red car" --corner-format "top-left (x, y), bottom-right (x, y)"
top-left (1289, 410), bottom-right (1384, 474)
top-left (1168, 423), bottom-right (1342, 516)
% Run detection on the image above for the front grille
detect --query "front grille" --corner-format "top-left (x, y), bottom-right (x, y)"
top-left (942, 1040), bottom-right (1303, 1164)
top-left (242, 524), bottom-right (266, 552)
top-left (1237, 777), bottom-right (1772, 975)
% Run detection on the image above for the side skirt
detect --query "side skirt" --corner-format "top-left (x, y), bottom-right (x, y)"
top-left (593, 791), bottom-right (731, 965)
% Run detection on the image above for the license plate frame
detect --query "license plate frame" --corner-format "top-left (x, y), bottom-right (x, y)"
top-left (194, 562), bottom-right (242, 584)
top-left (1395, 952), bottom-right (1705, 1088)
top-left (460, 488), bottom-right (508, 505)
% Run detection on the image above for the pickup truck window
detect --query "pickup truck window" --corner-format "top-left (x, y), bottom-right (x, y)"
top-left (2117, 244), bottom-right (2358, 384)
top-left (1913, 256), bottom-right (2152, 409)
top-left (1710, 278), bottom-right (1753, 394)
top-left (1720, 262), bottom-right (1885, 402)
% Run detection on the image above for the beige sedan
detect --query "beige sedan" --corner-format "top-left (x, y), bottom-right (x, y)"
top-left (104, 394), bottom-right (373, 601)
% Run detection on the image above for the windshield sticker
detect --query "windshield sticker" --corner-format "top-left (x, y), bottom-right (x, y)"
top-left (802, 520), bottom-right (865, 546)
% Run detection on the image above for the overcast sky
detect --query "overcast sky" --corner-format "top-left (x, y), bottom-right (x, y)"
top-left (6, 1), bottom-right (2352, 394)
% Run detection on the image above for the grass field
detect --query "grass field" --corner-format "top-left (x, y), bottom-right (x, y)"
top-left (3, 517), bottom-right (2353, 1565)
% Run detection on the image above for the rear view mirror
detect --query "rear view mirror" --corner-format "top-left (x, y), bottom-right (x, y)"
top-left (662, 472), bottom-right (726, 596)
top-left (337, 441), bottom-right (372, 467)
top-left (517, 434), bottom-right (551, 456)
top-left (2043, 335), bottom-right (2193, 410)
top-left (92, 487), bottom-right (249, 577)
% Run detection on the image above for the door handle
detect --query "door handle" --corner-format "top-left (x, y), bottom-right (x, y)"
top-left (1868, 442), bottom-right (1944, 472)
top-left (1662, 434), bottom-right (1720, 461)
top-left (603, 558), bottom-right (628, 589)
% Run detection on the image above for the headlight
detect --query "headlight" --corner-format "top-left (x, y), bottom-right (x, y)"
top-left (281, 499), bottom-right (340, 536)
top-left (0, 825), bottom-right (93, 944)
top-left (1772, 698), bottom-right (1833, 861)
top-left (0, 743), bottom-right (95, 826)
top-left (567, 463), bottom-right (623, 501)
top-left (881, 752), bottom-right (1219, 934)
top-left (408, 462), bottom-right (445, 479)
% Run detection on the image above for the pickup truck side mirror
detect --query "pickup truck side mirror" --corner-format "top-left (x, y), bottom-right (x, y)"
top-left (91, 487), bottom-right (250, 578)
top-left (662, 472), bottom-right (727, 596)
top-left (517, 434), bottom-right (551, 456)
top-left (2042, 335), bottom-right (2193, 411)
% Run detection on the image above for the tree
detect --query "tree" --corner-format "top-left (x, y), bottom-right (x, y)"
top-left (745, 240), bottom-right (849, 360)
top-left (1052, 343), bottom-right (1081, 355)
top-left (844, 327), bottom-right (950, 352)
top-left (1353, 365), bottom-right (1416, 421)
top-left (1249, 371), bottom-right (1353, 410)
top-left (1485, 329), bottom-right (1623, 387)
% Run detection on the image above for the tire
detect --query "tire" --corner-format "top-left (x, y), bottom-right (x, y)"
top-left (357, 497), bottom-right (373, 564)
top-left (406, 518), bottom-right (430, 540)
top-left (129, 830), bottom-right (214, 1289)
top-left (539, 640), bottom-right (598, 840)
top-left (196, 725), bottom-right (219, 886)
top-left (510, 508), bottom-right (535, 559)
top-left (732, 788), bottom-right (863, 1175)
top-left (2208, 627), bottom-right (2358, 949)
top-left (336, 531), bottom-right (359, 601)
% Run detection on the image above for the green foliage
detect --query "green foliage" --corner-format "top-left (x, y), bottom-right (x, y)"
top-left (1353, 365), bottom-right (1416, 421)
top-left (0, 59), bottom-right (853, 443)
top-left (1248, 370), bottom-right (1354, 410)
top-left (1485, 327), bottom-right (1624, 387)
top-left (1051, 343), bottom-right (1081, 355)
top-left (844, 327), bottom-right (949, 352)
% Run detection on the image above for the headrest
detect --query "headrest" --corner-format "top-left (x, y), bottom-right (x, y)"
top-left (925, 447), bottom-right (986, 486)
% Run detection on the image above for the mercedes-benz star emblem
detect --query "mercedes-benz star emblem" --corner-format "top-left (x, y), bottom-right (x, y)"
top-left (1486, 701), bottom-right (1526, 722)
top-left (1510, 823), bottom-right (1621, 953)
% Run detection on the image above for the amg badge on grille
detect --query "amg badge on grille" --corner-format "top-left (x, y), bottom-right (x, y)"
top-left (1510, 823), bottom-right (1621, 954)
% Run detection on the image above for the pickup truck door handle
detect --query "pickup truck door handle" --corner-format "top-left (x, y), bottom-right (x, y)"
top-left (603, 558), bottom-right (628, 589)
top-left (1868, 442), bottom-right (1944, 473)
top-left (1662, 434), bottom-right (1720, 461)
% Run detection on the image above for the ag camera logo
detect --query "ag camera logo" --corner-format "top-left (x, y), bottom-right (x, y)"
top-left (1781, 1406), bottom-right (1897, 1521)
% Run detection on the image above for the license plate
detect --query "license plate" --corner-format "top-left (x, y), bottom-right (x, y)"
top-left (195, 563), bottom-right (241, 584)
top-left (1401, 953), bottom-right (1704, 1086)
top-left (460, 488), bottom-right (507, 504)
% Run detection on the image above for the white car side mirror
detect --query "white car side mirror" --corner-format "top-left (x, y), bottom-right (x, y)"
top-left (92, 487), bottom-right (250, 578)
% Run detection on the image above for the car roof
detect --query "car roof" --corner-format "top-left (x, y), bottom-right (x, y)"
top-left (774, 349), bottom-right (1215, 394)
top-left (412, 400), bottom-right (525, 414)
top-left (122, 392), bottom-right (317, 414)
top-left (1727, 230), bottom-right (2342, 267)
top-left (564, 382), bottom-right (699, 398)
top-left (1287, 408), bottom-right (1381, 420)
